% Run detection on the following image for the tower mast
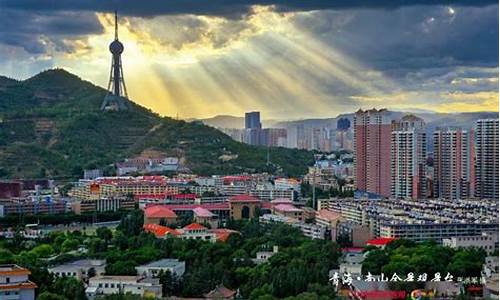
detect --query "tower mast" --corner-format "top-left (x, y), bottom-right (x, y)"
top-left (101, 10), bottom-right (129, 111)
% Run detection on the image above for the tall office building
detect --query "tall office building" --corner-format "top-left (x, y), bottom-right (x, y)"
top-left (244, 111), bottom-right (262, 146)
top-left (337, 118), bottom-right (351, 131)
top-left (475, 119), bottom-right (499, 199)
top-left (433, 128), bottom-right (474, 200)
top-left (354, 109), bottom-right (392, 197)
top-left (391, 115), bottom-right (427, 199)
top-left (245, 112), bottom-right (262, 129)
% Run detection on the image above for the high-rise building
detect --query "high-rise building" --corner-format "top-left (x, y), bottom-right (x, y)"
top-left (244, 111), bottom-right (262, 146)
top-left (433, 128), bottom-right (474, 200)
top-left (391, 115), bottom-right (427, 199)
top-left (261, 128), bottom-right (287, 147)
top-left (337, 118), bottom-right (351, 131)
top-left (245, 112), bottom-right (262, 129)
top-left (475, 119), bottom-right (499, 199)
top-left (354, 109), bottom-right (392, 197)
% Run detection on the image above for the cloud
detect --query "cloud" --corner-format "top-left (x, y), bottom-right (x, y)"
top-left (0, 9), bottom-right (103, 54)
top-left (1, 0), bottom-right (497, 18)
top-left (0, 1), bottom-right (497, 118)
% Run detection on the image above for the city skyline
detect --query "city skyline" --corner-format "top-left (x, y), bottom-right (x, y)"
top-left (1, 0), bottom-right (498, 119)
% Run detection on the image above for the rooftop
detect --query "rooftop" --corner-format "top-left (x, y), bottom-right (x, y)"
top-left (136, 259), bottom-right (184, 268)
top-left (193, 207), bottom-right (215, 218)
top-left (144, 205), bottom-right (177, 219)
top-left (366, 237), bottom-right (397, 246)
top-left (183, 223), bottom-right (207, 231)
top-left (229, 194), bottom-right (260, 203)
top-left (143, 224), bottom-right (180, 237)
top-left (0, 264), bottom-right (31, 276)
top-left (274, 204), bottom-right (302, 213)
top-left (49, 259), bottom-right (105, 269)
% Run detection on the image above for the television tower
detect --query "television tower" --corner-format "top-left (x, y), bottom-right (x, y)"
top-left (101, 11), bottom-right (129, 111)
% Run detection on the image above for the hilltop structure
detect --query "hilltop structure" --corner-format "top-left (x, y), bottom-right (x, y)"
top-left (101, 11), bottom-right (129, 111)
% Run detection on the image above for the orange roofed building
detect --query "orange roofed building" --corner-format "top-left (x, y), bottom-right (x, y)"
top-left (143, 223), bottom-right (239, 243)
top-left (144, 205), bottom-right (178, 225)
top-left (0, 264), bottom-right (37, 300)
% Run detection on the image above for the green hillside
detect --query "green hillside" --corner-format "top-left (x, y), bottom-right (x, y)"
top-left (0, 69), bottom-right (313, 179)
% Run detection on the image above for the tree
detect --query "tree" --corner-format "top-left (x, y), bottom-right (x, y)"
top-left (117, 210), bottom-right (144, 236)
top-left (96, 227), bottom-right (113, 243)
top-left (0, 248), bottom-right (15, 264)
top-left (30, 244), bottom-right (55, 258)
top-left (37, 292), bottom-right (67, 300)
top-left (51, 277), bottom-right (87, 300)
top-left (61, 238), bottom-right (79, 252)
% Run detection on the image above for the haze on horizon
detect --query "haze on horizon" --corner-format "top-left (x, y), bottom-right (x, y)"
top-left (0, 0), bottom-right (498, 119)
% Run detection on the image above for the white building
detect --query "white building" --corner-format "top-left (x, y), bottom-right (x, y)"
top-left (274, 178), bottom-right (301, 193)
top-left (259, 214), bottom-right (326, 240)
top-left (443, 232), bottom-right (498, 254)
top-left (252, 246), bottom-right (279, 265)
top-left (86, 276), bottom-right (162, 299)
top-left (48, 259), bottom-right (106, 280)
top-left (135, 259), bottom-right (185, 278)
top-left (180, 223), bottom-right (217, 242)
top-left (0, 265), bottom-right (36, 300)
top-left (338, 251), bottom-right (365, 276)
top-left (249, 188), bottom-right (295, 201)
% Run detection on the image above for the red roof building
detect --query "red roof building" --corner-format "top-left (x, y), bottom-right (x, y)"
top-left (228, 194), bottom-right (260, 203)
top-left (144, 205), bottom-right (178, 225)
top-left (145, 205), bottom-right (177, 218)
top-left (366, 237), bottom-right (396, 247)
top-left (143, 224), bottom-right (180, 238)
top-left (183, 223), bottom-right (207, 231)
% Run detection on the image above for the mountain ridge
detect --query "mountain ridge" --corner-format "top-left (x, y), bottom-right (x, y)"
top-left (0, 69), bottom-right (314, 179)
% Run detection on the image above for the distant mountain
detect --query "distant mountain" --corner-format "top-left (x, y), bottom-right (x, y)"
top-left (203, 111), bottom-right (497, 133)
top-left (0, 69), bottom-right (313, 179)
top-left (188, 115), bottom-right (244, 129)
top-left (193, 115), bottom-right (283, 129)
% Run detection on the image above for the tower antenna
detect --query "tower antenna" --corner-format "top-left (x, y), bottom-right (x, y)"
top-left (114, 10), bottom-right (118, 40)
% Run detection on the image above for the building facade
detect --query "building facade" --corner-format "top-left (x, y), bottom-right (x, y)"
top-left (0, 265), bottom-right (36, 300)
top-left (433, 128), bottom-right (474, 200)
top-left (475, 119), bottom-right (499, 199)
top-left (354, 109), bottom-right (392, 197)
top-left (391, 115), bottom-right (427, 199)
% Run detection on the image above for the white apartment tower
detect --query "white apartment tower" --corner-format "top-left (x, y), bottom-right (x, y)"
top-left (391, 115), bottom-right (427, 199)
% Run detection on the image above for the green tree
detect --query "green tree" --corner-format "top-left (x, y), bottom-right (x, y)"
top-left (61, 238), bottom-right (79, 252)
top-left (37, 292), bottom-right (67, 300)
top-left (50, 277), bottom-right (87, 300)
top-left (96, 227), bottom-right (113, 243)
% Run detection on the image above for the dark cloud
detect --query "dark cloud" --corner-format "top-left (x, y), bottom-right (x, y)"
top-left (292, 5), bottom-right (498, 75)
top-left (0, 9), bottom-right (103, 53)
top-left (0, 0), bottom-right (497, 18)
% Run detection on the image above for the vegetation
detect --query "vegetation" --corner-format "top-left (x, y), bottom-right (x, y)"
top-left (0, 210), bottom-right (341, 299)
top-left (362, 239), bottom-right (486, 292)
top-left (301, 182), bottom-right (354, 203)
top-left (0, 209), bottom-right (489, 299)
top-left (0, 69), bottom-right (314, 179)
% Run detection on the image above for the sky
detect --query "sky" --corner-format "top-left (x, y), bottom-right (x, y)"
top-left (0, 0), bottom-right (498, 119)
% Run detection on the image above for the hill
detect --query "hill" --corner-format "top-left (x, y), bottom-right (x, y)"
top-left (0, 69), bottom-right (314, 179)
